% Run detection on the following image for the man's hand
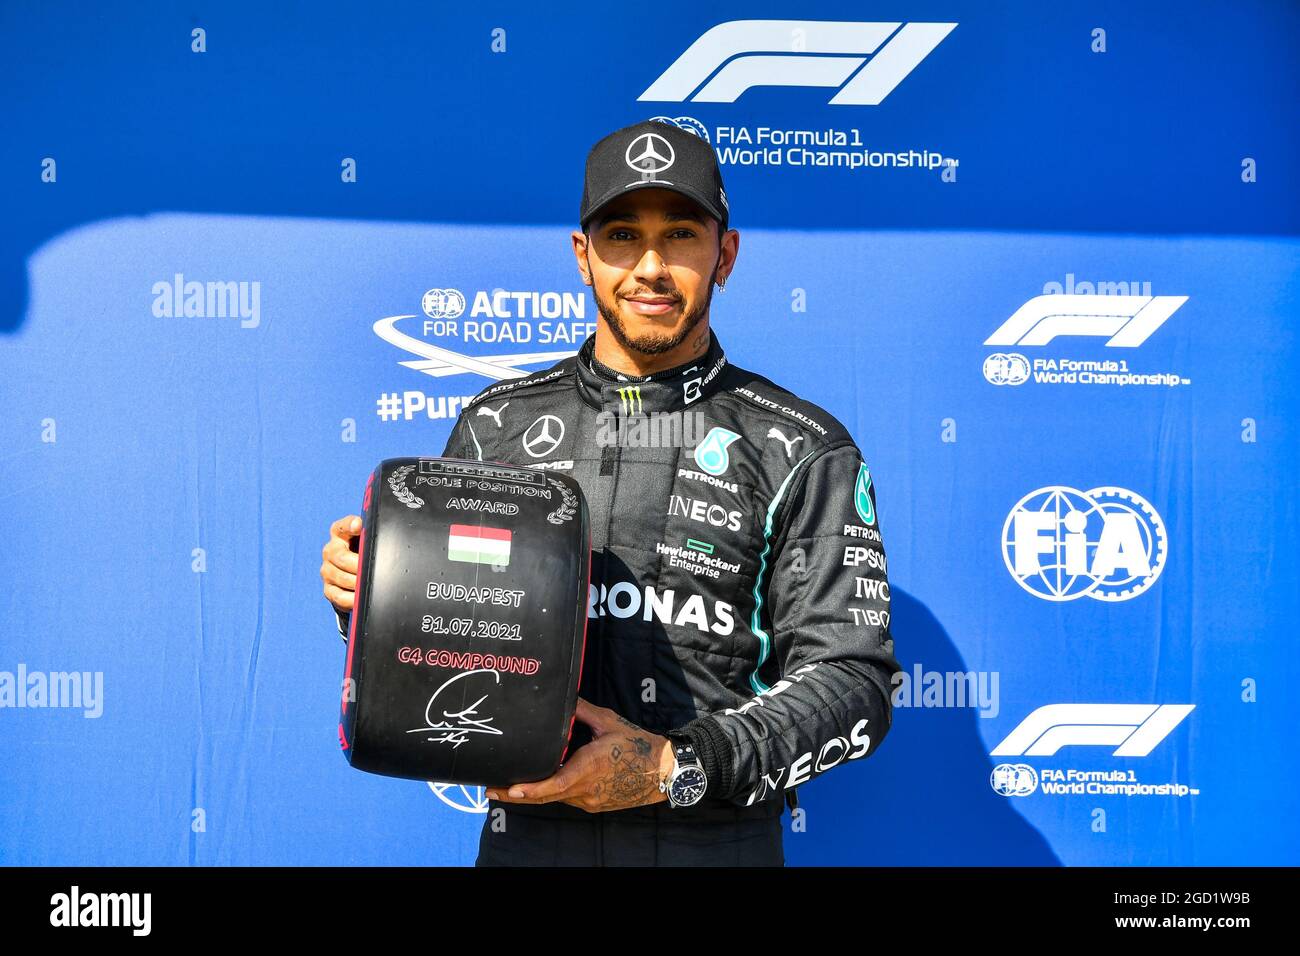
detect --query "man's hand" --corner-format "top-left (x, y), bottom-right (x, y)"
top-left (321, 515), bottom-right (362, 614)
top-left (484, 699), bottom-right (677, 813)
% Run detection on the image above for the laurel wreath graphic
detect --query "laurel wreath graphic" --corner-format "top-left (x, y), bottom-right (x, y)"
top-left (387, 464), bottom-right (424, 510)
top-left (546, 478), bottom-right (577, 525)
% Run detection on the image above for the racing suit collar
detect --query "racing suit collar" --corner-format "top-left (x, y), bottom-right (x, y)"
top-left (575, 329), bottom-right (729, 414)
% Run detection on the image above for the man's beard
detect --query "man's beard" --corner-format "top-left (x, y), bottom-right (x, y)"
top-left (591, 263), bottom-right (717, 357)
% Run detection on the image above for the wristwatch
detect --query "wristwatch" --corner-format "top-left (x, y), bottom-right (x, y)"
top-left (660, 735), bottom-right (708, 808)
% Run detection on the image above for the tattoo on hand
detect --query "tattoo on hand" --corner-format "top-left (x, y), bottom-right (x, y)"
top-left (607, 734), bottom-right (658, 804)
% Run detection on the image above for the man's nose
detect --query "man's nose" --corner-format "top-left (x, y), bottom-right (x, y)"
top-left (634, 248), bottom-right (670, 278)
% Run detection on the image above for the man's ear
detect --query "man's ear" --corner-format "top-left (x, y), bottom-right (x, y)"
top-left (574, 231), bottom-right (593, 285)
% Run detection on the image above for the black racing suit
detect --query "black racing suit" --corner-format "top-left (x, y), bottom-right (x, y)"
top-left (336, 330), bottom-right (900, 866)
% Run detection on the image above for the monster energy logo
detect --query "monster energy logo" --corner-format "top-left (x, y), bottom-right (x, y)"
top-left (617, 385), bottom-right (643, 415)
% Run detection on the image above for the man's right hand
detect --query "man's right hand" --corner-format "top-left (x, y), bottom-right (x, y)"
top-left (322, 515), bottom-right (362, 615)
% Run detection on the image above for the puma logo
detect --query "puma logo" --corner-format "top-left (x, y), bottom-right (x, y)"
top-left (477, 402), bottom-right (509, 427)
top-left (767, 427), bottom-right (803, 459)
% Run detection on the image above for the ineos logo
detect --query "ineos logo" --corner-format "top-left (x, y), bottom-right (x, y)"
top-left (668, 494), bottom-right (742, 531)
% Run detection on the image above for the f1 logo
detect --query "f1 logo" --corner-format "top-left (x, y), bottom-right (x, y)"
top-left (640, 20), bottom-right (956, 105)
top-left (985, 294), bottom-right (1188, 348)
top-left (991, 704), bottom-right (1195, 757)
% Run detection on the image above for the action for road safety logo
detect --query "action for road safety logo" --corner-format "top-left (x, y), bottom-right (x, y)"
top-left (372, 287), bottom-right (594, 424)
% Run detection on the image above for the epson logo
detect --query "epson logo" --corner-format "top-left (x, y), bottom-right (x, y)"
top-left (842, 546), bottom-right (887, 571)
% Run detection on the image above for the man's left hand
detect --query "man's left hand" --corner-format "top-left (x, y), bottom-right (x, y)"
top-left (484, 698), bottom-right (675, 812)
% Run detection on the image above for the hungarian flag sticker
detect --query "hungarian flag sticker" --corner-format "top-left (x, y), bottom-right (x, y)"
top-left (447, 523), bottom-right (512, 566)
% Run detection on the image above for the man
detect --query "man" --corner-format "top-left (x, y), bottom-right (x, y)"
top-left (321, 120), bottom-right (901, 866)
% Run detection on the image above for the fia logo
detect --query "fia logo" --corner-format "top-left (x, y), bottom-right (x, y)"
top-left (990, 764), bottom-right (1038, 797)
top-left (1002, 486), bottom-right (1167, 602)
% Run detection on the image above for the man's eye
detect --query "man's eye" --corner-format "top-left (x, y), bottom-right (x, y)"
top-left (606, 229), bottom-right (696, 240)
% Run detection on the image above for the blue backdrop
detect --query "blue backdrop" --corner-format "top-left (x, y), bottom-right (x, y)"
top-left (2, 0), bottom-right (1297, 866)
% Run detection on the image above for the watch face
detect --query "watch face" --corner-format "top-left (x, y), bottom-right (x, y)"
top-left (670, 766), bottom-right (707, 806)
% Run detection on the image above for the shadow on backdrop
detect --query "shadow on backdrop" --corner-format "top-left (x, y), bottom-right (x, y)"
top-left (786, 586), bottom-right (1061, 866)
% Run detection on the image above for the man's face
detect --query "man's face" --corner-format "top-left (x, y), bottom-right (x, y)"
top-left (576, 188), bottom-right (732, 356)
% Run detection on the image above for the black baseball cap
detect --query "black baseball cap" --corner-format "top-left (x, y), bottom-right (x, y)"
top-left (579, 120), bottom-right (729, 235)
